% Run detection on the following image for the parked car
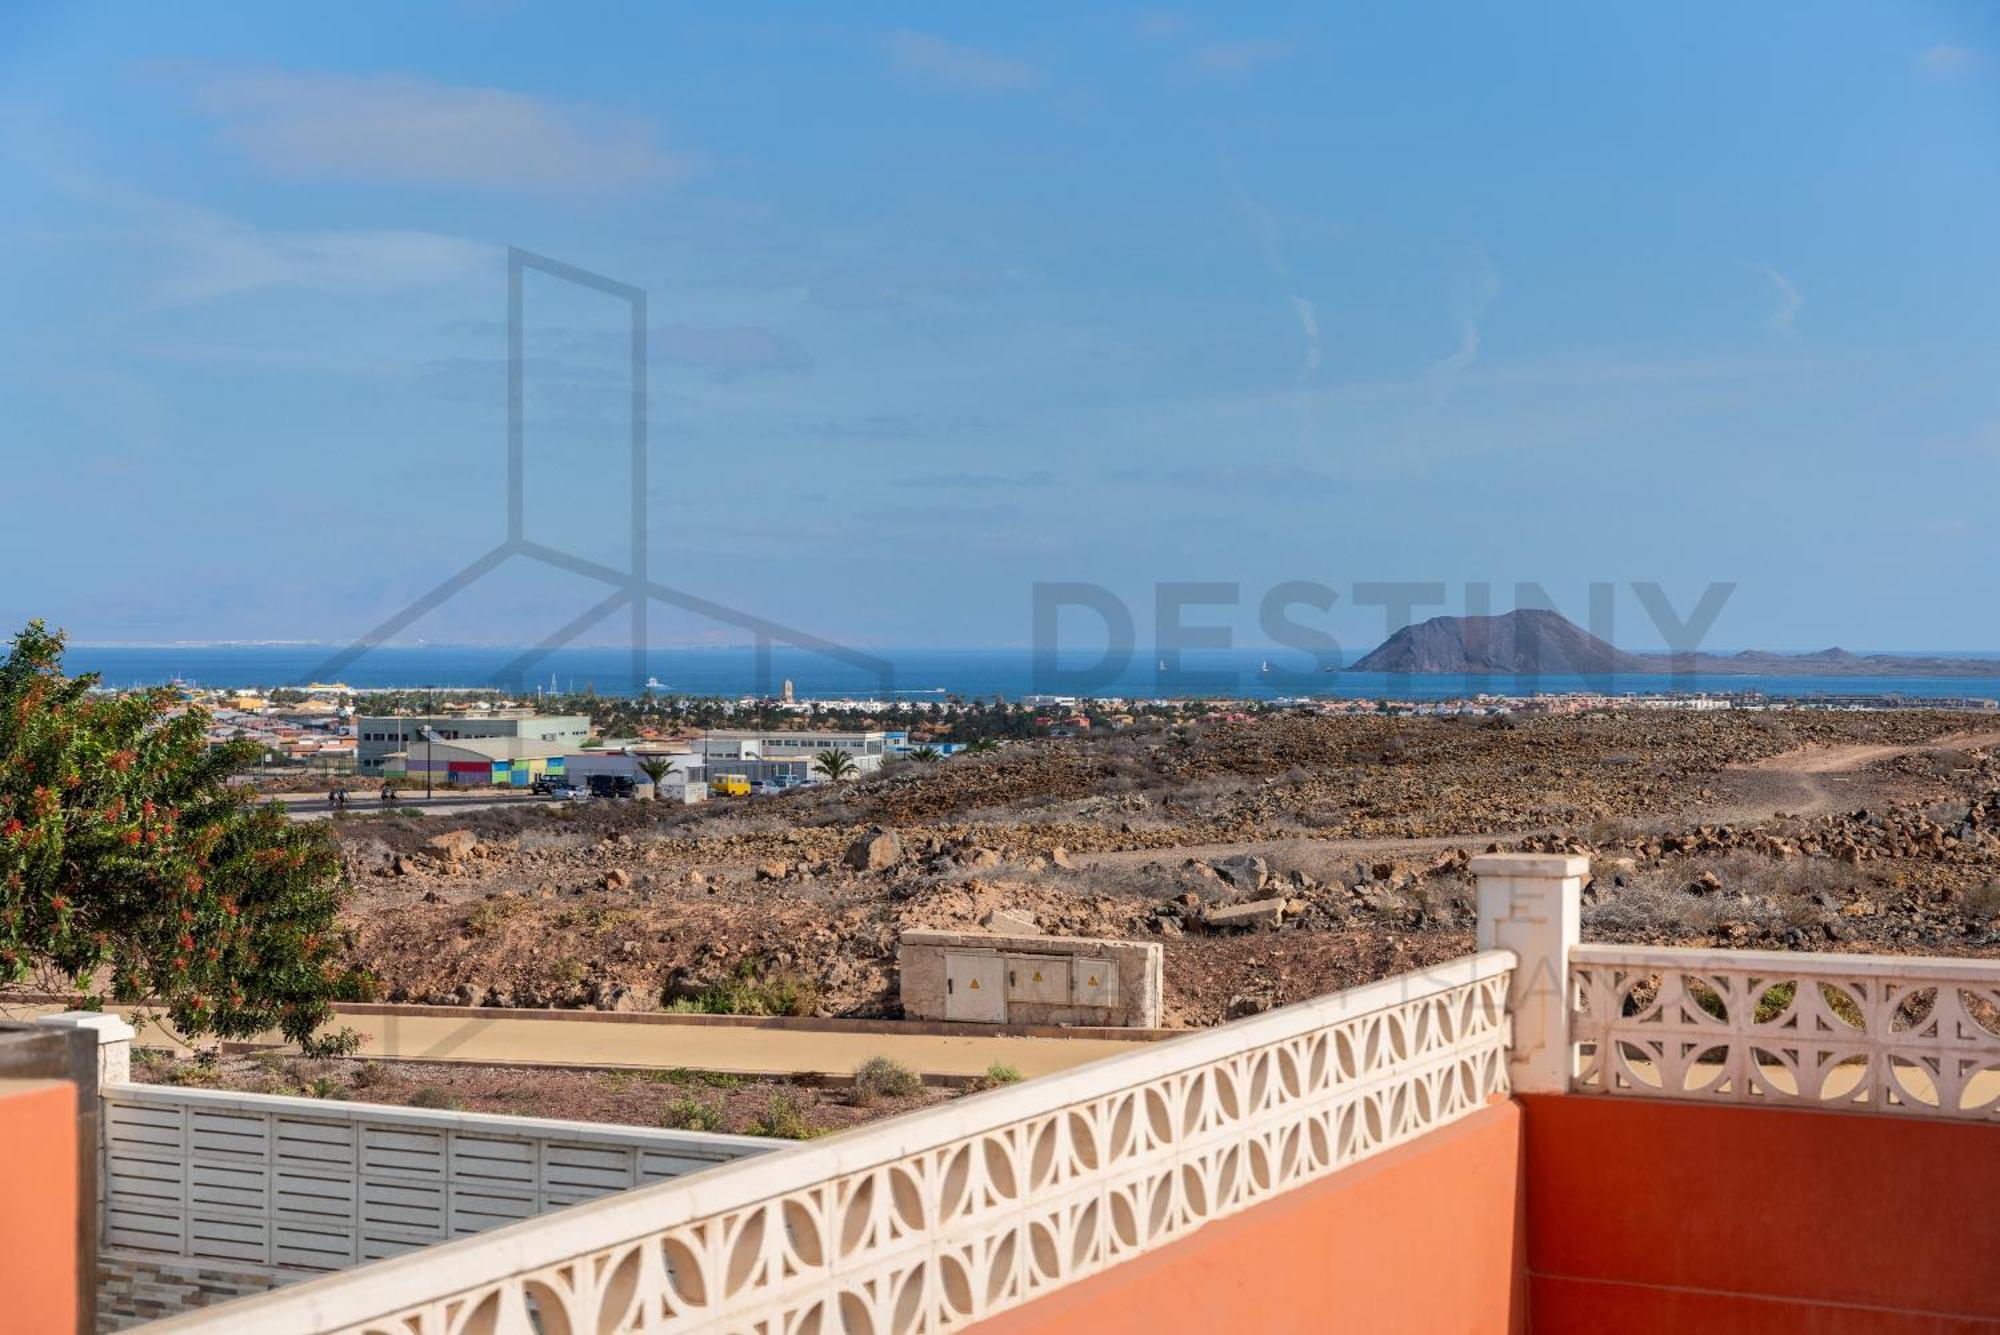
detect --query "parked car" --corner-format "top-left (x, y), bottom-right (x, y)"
top-left (586, 774), bottom-right (636, 799)
top-left (531, 777), bottom-right (580, 797)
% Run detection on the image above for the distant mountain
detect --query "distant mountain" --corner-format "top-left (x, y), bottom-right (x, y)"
top-left (1346, 609), bottom-right (1649, 675)
top-left (1693, 647), bottom-right (1998, 677)
top-left (1346, 611), bottom-right (2000, 678)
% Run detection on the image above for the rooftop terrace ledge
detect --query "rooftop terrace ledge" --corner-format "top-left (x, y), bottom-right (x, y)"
top-left (133, 949), bottom-right (1516, 1333)
top-left (1570, 941), bottom-right (2000, 980)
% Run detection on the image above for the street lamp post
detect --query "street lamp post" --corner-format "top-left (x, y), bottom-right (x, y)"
top-left (418, 725), bottom-right (436, 802)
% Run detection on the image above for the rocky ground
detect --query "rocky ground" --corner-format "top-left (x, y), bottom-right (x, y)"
top-left (131, 1049), bottom-right (963, 1136)
top-left (324, 710), bottom-right (2000, 1027)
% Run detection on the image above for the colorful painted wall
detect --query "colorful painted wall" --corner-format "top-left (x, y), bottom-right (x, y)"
top-left (967, 1092), bottom-right (2000, 1335)
top-left (0, 1078), bottom-right (78, 1335)
top-left (1520, 1094), bottom-right (2000, 1333)
top-left (968, 1100), bottom-right (1527, 1335)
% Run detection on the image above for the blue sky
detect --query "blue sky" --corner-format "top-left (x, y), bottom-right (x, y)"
top-left (3, 2), bottom-right (1999, 654)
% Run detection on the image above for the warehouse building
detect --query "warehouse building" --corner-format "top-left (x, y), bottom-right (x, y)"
top-left (355, 713), bottom-right (590, 775)
top-left (380, 737), bottom-right (569, 788)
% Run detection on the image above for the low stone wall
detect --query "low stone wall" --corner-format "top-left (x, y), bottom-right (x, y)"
top-left (899, 928), bottom-right (1164, 1027)
top-left (96, 1255), bottom-right (286, 1333)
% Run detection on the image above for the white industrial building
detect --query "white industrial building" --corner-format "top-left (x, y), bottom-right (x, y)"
top-left (355, 713), bottom-right (590, 776)
top-left (695, 729), bottom-right (888, 783)
top-left (562, 746), bottom-right (707, 802)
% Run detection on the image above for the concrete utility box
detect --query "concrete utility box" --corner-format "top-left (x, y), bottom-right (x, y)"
top-left (943, 952), bottom-right (1007, 1023)
top-left (901, 930), bottom-right (1163, 1028)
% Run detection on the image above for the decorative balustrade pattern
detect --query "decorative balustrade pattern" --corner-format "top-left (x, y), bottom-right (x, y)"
top-left (1570, 944), bottom-right (2000, 1120)
top-left (100, 1085), bottom-right (773, 1276)
top-left (141, 952), bottom-right (1514, 1335)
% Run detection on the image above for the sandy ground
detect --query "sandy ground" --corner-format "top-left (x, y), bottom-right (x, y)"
top-left (4, 999), bottom-right (1153, 1079)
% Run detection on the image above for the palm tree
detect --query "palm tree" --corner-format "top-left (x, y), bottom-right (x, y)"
top-left (909, 745), bottom-right (942, 763)
top-left (962, 737), bottom-right (998, 755)
top-left (813, 749), bottom-right (858, 782)
top-left (636, 756), bottom-right (674, 798)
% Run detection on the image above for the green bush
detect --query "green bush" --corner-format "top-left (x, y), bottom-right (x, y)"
top-left (978, 1061), bottom-right (1024, 1089)
top-left (658, 1094), bottom-right (728, 1132)
top-left (405, 1085), bottom-right (461, 1110)
top-left (747, 1090), bottom-right (819, 1139)
top-left (851, 1056), bottom-right (924, 1105)
top-left (648, 1067), bottom-right (745, 1089)
top-left (0, 621), bottom-right (352, 1045)
top-left (663, 962), bottom-right (821, 1017)
top-left (350, 1061), bottom-right (392, 1090)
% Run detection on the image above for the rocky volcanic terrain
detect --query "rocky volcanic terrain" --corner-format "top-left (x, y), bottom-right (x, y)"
top-left (318, 710), bottom-right (2000, 1027)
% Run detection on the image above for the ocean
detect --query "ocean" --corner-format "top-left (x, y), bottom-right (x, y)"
top-left (56, 644), bottom-right (2000, 704)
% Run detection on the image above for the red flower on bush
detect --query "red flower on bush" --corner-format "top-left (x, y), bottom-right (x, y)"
top-left (108, 749), bottom-right (136, 772)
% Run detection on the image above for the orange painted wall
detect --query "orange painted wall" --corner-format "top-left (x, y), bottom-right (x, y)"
top-left (1521, 1093), bottom-right (2000, 1334)
top-left (0, 1078), bottom-right (78, 1335)
top-left (970, 1099), bottom-right (1527, 1335)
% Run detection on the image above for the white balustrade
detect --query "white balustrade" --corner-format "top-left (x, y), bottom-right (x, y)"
top-left (1570, 944), bottom-right (2000, 1119)
top-left (137, 952), bottom-right (1515, 1334)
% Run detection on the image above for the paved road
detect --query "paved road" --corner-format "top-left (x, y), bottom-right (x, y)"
top-left (275, 790), bottom-right (564, 821)
top-left (3, 1002), bottom-right (1160, 1081)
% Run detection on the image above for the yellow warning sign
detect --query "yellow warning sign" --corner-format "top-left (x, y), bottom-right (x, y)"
top-left (968, 979), bottom-right (980, 989)
top-left (1032, 970), bottom-right (1044, 982)
top-left (1087, 975), bottom-right (1099, 986)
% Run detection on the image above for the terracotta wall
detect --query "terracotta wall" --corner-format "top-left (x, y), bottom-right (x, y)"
top-left (970, 1099), bottom-right (1527, 1335)
top-left (0, 1077), bottom-right (78, 1335)
top-left (1521, 1093), bottom-right (2000, 1333)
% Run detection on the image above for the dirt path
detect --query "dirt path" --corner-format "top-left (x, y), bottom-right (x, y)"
top-left (1703, 728), bottom-right (2000, 824)
top-left (1065, 727), bottom-right (2000, 876)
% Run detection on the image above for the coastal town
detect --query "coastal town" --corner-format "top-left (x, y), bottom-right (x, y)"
top-left (196, 677), bottom-right (1997, 800)
top-left (7, 7), bottom-right (1999, 1332)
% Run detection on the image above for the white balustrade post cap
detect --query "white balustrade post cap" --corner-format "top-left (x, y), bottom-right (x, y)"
top-left (34, 1010), bottom-right (137, 1044)
top-left (1466, 853), bottom-right (1591, 879)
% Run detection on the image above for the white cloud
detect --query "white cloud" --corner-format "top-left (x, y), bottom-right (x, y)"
top-left (190, 70), bottom-right (691, 189)
top-left (885, 31), bottom-right (1041, 93)
top-left (1428, 263), bottom-right (1502, 377)
top-left (1189, 38), bottom-right (1293, 79)
top-left (1916, 44), bottom-right (1982, 76)
top-left (1750, 264), bottom-right (1804, 335)
top-left (12, 133), bottom-right (491, 304)
top-left (167, 222), bottom-right (489, 304)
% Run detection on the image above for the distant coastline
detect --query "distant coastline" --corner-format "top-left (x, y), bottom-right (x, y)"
top-left (52, 641), bottom-right (2000, 705)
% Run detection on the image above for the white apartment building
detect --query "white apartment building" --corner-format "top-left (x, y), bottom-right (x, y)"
top-left (695, 729), bottom-right (887, 779)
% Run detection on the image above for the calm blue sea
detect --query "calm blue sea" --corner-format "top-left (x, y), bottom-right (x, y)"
top-left (58, 644), bottom-right (2000, 704)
